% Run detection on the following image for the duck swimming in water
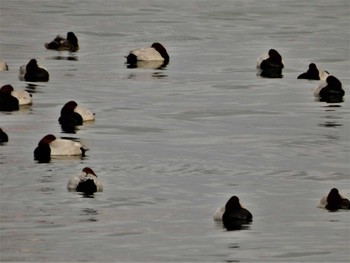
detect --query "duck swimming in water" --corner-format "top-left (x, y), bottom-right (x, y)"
top-left (214, 196), bottom-right (253, 230)
top-left (67, 167), bottom-right (103, 195)
top-left (45, 32), bottom-right (79, 52)
top-left (314, 75), bottom-right (344, 103)
top-left (58, 100), bottom-right (95, 132)
top-left (297, 63), bottom-right (329, 80)
top-left (126, 42), bottom-right (169, 65)
top-left (19, 59), bottom-right (49, 82)
top-left (34, 134), bottom-right (87, 163)
top-left (318, 188), bottom-right (350, 211)
top-left (257, 49), bottom-right (284, 78)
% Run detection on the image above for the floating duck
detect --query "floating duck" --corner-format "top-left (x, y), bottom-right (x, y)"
top-left (314, 75), bottom-right (344, 103)
top-left (58, 101), bottom-right (95, 132)
top-left (34, 134), bottom-right (87, 163)
top-left (297, 63), bottom-right (329, 80)
top-left (214, 196), bottom-right (253, 230)
top-left (19, 59), bottom-right (49, 82)
top-left (45, 32), bottom-right (79, 52)
top-left (257, 49), bottom-right (284, 78)
top-left (126, 42), bottom-right (169, 66)
top-left (0, 85), bottom-right (32, 111)
top-left (318, 188), bottom-right (350, 211)
top-left (67, 167), bottom-right (103, 194)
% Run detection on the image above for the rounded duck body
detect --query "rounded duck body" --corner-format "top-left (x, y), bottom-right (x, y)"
top-left (67, 167), bottom-right (103, 195)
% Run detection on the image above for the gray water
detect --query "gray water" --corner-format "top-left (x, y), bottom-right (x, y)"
top-left (0, 0), bottom-right (349, 262)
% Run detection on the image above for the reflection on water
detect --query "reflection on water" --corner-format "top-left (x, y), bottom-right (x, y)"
top-left (127, 71), bottom-right (168, 80)
top-left (324, 105), bottom-right (342, 109)
top-left (60, 121), bottom-right (94, 134)
top-left (80, 208), bottom-right (98, 222)
top-left (41, 154), bottom-right (86, 163)
top-left (25, 84), bottom-right (44, 94)
top-left (38, 187), bottom-right (55, 194)
top-left (319, 115), bottom-right (343, 128)
top-left (60, 123), bottom-right (80, 134)
top-left (257, 68), bottom-right (283, 79)
top-left (81, 208), bottom-right (98, 215)
top-left (79, 192), bottom-right (97, 199)
top-left (319, 105), bottom-right (343, 129)
top-left (126, 60), bottom-right (168, 70)
top-left (319, 120), bottom-right (342, 128)
top-left (18, 104), bottom-right (32, 113)
top-left (317, 97), bottom-right (344, 104)
top-left (214, 220), bottom-right (251, 232)
top-left (46, 55), bottom-right (78, 61)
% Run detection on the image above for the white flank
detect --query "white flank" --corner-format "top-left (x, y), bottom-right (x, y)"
top-left (317, 195), bottom-right (328, 208)
top-left (318, 69), bottom-right (329, 81)
top-left (131, 47), bottom-right (164, 61)
top-left (0, 60), bottom-right (8, 71)
top-left (11, 90), bottom-right (32, 105)
top-left (314, 80), bottom-right (328, 98)
top-left (67, 172), bottom-right (103, 191)
top-left (18, 65), bottom-right (26, 80)
top-left (213, 206), bottom-right (225, 221)
top-left (49, 138), bottom-right (84, 156)
top-left (74, 105), bottom-right (95, 121)
top-left (256, 53), bottom-right (268, 68)
top-left (317, 193), bottom-right (347, 209)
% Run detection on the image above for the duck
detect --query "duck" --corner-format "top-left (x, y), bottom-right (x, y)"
top-left (58, 101), bottom-right (95, 132)
top-left (257, 49), bottom-right (284, 78)
top-left (318, 188), bottom-right (350, 211)
top-left (67, 167), bottom-right (103, 194)
top-left (0, 85), bottom-right (32, 111)
top-left (214, 196), bottom-right (253, 230)
top-left (0, 60), bottom-right (9, 71)
top-left (314, 75), bottom-right (344, 103)
top-left (45, 32), bottom-right (79, 52)
top-left (297, 63), bottom-right (329, 80)
top-left (126, 42), bottom-right (170, 65)
top-left (19, 59), bottom-right (49, 82)
top-left (34, 134), bottom-right (87, 163)
top-left (0, 85), bottom-right (19, 111)
top-left (0, 128), bottom-right (9, 144)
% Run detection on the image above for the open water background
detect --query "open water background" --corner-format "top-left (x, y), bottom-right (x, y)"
top-left (0, 0), bottom-right (349, 262)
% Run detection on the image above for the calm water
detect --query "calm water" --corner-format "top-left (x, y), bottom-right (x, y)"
top-left (1, 0), bottom-right (349, 262)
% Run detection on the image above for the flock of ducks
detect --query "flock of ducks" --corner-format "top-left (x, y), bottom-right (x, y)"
top-left (0, 32), bottom-right (349, 230)
top-left (256, 49), bottom-right (345, 102)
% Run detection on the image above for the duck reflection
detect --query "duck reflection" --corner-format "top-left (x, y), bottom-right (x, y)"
top-left (319, 121), bottom-right (342, 128)
top-left (316, 96), bottom-right (344, 104)
top-left (126, 60), bottom-right (168, 70)
top-left (25, 83), bottom-right (39, 93)
top-left (60, 124), bottom-right (80, 134)
top-left (257, 67), bottom-right (283, 78)
top-left (319, 105), bottom-right (343, 128)
top-left (215, 220), bottom-right (251, 231)
top-left (47, 55), bottom-right (78, 61)
top-left (80, 208), bottom-right (98, 222)
top-left (127, 71), bottom-right (168, 81)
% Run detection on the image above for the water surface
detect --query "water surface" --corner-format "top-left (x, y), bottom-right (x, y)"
top-left (1, 0), bottom-right (349, 262)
